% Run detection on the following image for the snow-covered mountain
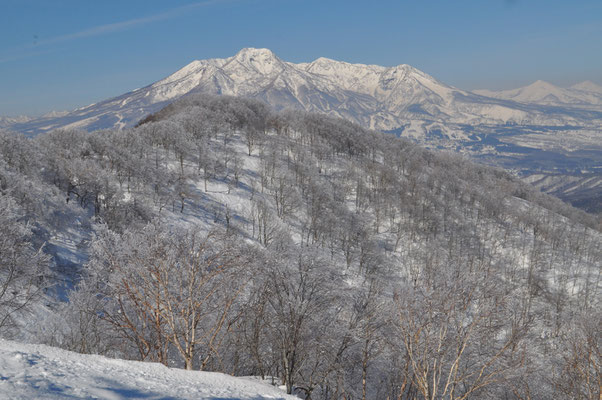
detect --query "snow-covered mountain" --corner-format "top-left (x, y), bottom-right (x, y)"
top-left (474, 80), bottom-right (602, 107)
top-left (0, 112), bottom-right (67, 129)
top-left (0, 115), bottom-right (34, 128)
top-left (0, 339), bottom-right (295, 399)
top-left (8, 48), bottom-right (602, 136)
top-left (571, 80), bottom-right (602, 94)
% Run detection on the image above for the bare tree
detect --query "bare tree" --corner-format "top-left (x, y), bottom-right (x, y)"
top-left (555, 314), bottom-right (601, 400)
top-left (393, 261), bottom-right (529, 400)
top-left (0, 194), bottom-right (50, 336)
top-left (265, 246), bottom-right (336, 395)
top-left (88, 225), bottom-right (248, 370)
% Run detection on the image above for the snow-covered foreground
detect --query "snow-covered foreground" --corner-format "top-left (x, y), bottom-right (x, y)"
top-left (0, 340), bottom-right (295, 400)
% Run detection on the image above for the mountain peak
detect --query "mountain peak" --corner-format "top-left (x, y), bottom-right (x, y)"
top-left (388, 63), bottom-right (421, 76)
top-left (571, 80), bottom-right (602, 93)
top-left (472, 78), bottom-right (602, 106)
top-left (234, 47), bottom-right (276, 58)
top-left (528, 80), bottom-right (557, 89)
top-left (310, 56), bottom-right (338, 66)
top-left (306, 56), bottom-right (379, 74)
top-left (384, 63), bottom-right (440, 86)
top-left (233, 48), bottom-right (279, 63)
top-left (230, 48), bottom-right (282, 75)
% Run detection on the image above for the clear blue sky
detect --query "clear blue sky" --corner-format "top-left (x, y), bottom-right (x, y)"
top-left (1, 0), bottom-right (601, 116)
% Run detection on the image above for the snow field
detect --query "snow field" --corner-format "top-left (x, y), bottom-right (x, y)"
top-left (0, 339), bottom-right (295, 400)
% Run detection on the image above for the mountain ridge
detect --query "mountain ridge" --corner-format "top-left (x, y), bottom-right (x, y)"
top-left (8, 48), bottom-right (602, 136)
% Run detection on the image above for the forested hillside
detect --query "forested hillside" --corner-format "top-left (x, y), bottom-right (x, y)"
top-left (1, 94), bottom-right (600, 399)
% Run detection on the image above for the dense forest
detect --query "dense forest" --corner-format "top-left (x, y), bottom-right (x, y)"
top-left (0, 94), bottom-right (600, 399)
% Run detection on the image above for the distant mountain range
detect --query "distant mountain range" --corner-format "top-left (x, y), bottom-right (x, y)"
top-left (474, 80), bottom-right (602, 108)
top-left (0, 111), bottom-right (68, 129)
top-left (5, 48), bottom-right (602, 137)
top-left (0, 115), bottom-right (33, 128)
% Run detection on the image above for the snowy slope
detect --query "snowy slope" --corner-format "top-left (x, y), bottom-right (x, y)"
top-left (0, 339), bottom-right (295, 400)
top-left (9, 48), bottom-right (602, 136)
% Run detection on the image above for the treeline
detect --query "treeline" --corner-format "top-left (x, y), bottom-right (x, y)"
top-left (0, 94), bottom-right (600, 399)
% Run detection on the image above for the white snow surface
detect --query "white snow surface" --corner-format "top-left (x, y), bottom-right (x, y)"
top-left (0, 339), bottom-right (295, 400)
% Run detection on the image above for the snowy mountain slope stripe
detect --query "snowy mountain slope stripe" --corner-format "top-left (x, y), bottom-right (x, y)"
top-left (0, 339), bottom-right (295, 400)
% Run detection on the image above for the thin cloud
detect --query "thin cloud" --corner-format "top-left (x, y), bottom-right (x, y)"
top-left (0, 0), bottom-right (228, 64)
top-left (0, 48), bottom-right (56, 64)
top-left (38, 0), bottom-right (226, 46)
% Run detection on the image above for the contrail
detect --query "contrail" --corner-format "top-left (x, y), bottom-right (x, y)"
top-left (1, 0), bottom-right (230, 64)
top-left (37, 0), bottom-right (228, 46)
